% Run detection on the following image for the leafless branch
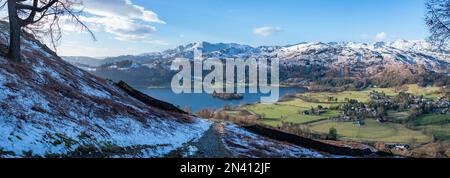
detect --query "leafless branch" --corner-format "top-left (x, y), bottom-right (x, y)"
top-left (425, 0), bottom-right (450, 48)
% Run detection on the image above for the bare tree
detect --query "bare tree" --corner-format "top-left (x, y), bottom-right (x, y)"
top-left (1, 0), bottom-right (95, 62)
top-left (425, 0), bottom-right (450, 47)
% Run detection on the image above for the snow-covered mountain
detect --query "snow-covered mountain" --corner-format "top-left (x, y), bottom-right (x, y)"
top-left (67, 40), bottom-right (449, 69)
top-left (139, 41), bottom-right (279, 59)
top-left (277, 40), bottom-right (449, 73)
top-left (69, 41), bottom-right (449, 88)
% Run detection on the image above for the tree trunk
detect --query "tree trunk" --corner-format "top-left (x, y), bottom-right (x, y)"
top-left (7, 0), bottom-right (21, 62)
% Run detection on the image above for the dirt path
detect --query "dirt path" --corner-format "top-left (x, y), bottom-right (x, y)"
top-left (191, 122), bottom-right (234, 158)
top-left (165, 121), bottom-right (234, 158)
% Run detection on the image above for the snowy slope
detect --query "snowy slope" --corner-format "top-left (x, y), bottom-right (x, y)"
top-left (276, 41), bottom-right (449, 73)
top-left (221, 124), bottom-right (327, 158)
top-left (0, 22), bottom-right (211, 158)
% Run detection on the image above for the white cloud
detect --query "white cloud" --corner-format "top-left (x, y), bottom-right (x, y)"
top-left (141, 40), bottom-right (170, 45)
top-left (58, 43), bottom-right (122, 57)
top-left (61, 0), bottom-right (165, 42)
top-left (82, 0), bottom-right (165, 24)
top-left (253, 26), bottom-right (283, 37)
top-left (374, 32), bottom-right (387, 41)
top-left (58, 41), bottom-right (165, 58)
top-left (62, 16), bottom-right (157, 41)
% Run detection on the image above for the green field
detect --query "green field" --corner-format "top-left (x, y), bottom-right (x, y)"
top-left (280, 99), bottom-right (338, 108)
top-left (301, 84), bottom-right (444, 103)
top-left (416, 124), bottom-right (450, 143)
top-left (387, 110), bottom-right (411, 121)
top-left (244, 84), bottom-right (445, 127)
top-left (300, 90), bottom-right (372, 103)
top-left (415, 114), bottom-right (450, 126)
top-left (371, 84), bottom-right (443, 99)
top-left (413, 114), bottom-right (450, 143)
top-left (309, 120), bottom-right (432, 143)
top-left (244, 100), bottom-right (340, 127)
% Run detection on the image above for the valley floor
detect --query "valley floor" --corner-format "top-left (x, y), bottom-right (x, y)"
top-left (216, 84), bottom-right (450, 157)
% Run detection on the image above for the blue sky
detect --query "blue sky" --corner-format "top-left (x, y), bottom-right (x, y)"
top-left (58, 0), bottom-right (430, 57)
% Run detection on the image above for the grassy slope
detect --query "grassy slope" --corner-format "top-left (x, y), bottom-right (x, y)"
top-left (415, 114), bottom-right (450, 125)
top-left (245, 100), bottom-right (340, 127)
top-left (413, 114), bottom-right (450, 143)
top-left (301, 90), bottom-right (371, 103)
top-left (309, 120), bottom-right (432, 143)
top-left (301, 84), bottom-right (443, 103)
top-left (416, 124), bottom-right (450, 143)
top-left (386, 110), bottom-right (410, 121)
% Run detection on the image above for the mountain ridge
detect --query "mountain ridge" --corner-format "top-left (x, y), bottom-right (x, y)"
top-left (64, 40), bottom-right (449, 64)
top-left (64, 40), bottom-right (449, 88)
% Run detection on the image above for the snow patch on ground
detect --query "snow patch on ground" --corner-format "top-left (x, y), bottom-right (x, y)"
top-left (94, 117), bottom-right (211, 157)
top-left (221, 123), bottom-right (326, 158)
top-left (80, 84), bottom-right (111, 98)
top-left (182, 145), bottom-right (199, 158)
top-left (0, 114), bottom-right (211, 157)
top-left (32, 63), bottom-right (66, 83)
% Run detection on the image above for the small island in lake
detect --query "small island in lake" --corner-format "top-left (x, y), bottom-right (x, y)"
top-left (211, 91), bottom-right (244, 100)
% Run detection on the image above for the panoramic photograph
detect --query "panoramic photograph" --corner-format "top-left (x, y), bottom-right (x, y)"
top-left (0, 0), bottom-right (449, 164)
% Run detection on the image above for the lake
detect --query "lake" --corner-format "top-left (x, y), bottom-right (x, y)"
top-left (137, 87), bottom-right (306, 112)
